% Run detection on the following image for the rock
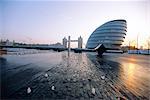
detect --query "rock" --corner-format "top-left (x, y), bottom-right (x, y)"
top-left (67, 78), bottom-right (70, 81)
top-left (45, 73), bottom-right (48, 77)
top-left (101, 75), bottom-right (105, 80)
top-left (92, 87), bottom-right (96, 95)
top-left (51, 86), bottom-right (55, 90)
top-left (27, 87), bottom-right (31, 94)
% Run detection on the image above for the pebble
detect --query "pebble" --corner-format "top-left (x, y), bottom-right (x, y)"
top-left (101, 75), bottom-right (105, 80)
top-left (45, 73), bottom-right (48, 77)
top-left (51, 86), bottom-right (55, 90)
top-left (27, 87), bottom-right (31, 94)
top-left (92, 88), bottom-right (96, 95)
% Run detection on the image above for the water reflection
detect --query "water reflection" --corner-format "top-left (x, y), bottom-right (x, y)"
top-left (61, 52), bottom-right (96, 80)
top-left (87, 54), bottom-right (121, 80)
top-left (122, 63), bottom-right (137, 91)
top-left (87, 53), bottom-right (150, 98)
top-left (120, 62), bottom-right (150, 97)
top-left (61, 52), bottom-right (71, 67)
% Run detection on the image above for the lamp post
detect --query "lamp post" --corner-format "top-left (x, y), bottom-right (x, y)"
top-left (137, 34), bottom-right (139, 54)
top-left (148, 36), bottom-right (150, 54)
top-left (129, 41), bottom-right (130, 53)
top-left (68, 36), bottom-right (71, 52)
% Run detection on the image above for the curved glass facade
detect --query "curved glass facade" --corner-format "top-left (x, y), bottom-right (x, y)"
top-left (86, 19), bottom-right (127, 50)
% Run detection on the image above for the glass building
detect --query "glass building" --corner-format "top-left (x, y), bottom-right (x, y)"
top-left (86, 19), bottom-right (127, 50)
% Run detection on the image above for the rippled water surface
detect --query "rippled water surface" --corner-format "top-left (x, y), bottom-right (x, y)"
top-left (0, 49), bottom-right (150, 99)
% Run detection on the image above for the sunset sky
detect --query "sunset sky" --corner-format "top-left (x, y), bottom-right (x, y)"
top-left (0, 0), bottom-right (150, 48)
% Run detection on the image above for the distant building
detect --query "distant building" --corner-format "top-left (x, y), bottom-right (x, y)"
top-left (78, 36), bottom-right (83, 48)
top-left (0, 39), bottom-right (14, 46)
top-left (121, 46), bottom-right (137, 53)
top-left (140, 46), bottom-right (143, 50)
top-left (128, 50), bottom-right (150, 55)
top-left (62, 37), bottom-right (67, 48)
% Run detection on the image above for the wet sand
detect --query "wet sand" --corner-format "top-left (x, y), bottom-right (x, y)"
top-left (0, 51), bottom-right (150, 99)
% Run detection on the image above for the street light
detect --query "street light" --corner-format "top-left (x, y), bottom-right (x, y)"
top-left (137, 34), bottom-right (139, 54)
top-left (147, 36), bottom-right (150, 54)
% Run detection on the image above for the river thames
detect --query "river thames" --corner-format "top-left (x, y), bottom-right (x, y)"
top-left (0, 49), bottom-right (150, 99)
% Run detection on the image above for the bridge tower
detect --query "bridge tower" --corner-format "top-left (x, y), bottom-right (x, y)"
top-left (62, 36), bottom-right (83, 52)
top-left (62, 37), bottom-right (67, 48)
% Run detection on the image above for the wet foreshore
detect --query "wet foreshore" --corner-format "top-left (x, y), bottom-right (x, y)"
top-left (0, 50), bottom-right (150, 99)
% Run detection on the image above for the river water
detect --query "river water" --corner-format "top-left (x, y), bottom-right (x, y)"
top-left (0, 49), bottom-right (150, 99)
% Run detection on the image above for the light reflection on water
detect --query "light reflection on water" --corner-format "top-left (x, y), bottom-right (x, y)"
top-left (121, 63), bottom-right (140, 95)
top-left (120, 62), bottom-right (150, 97)
top-left (61, 52), bottom-right (94, 79)
top-left (104, 54), bottom-right (150, 97)
top-left (123, 63), bottom-right (136, 89)
top-left (88, 53), bottom-right (150, 98)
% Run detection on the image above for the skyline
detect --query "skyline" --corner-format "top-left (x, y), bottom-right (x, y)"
top-left (0, 0), bottom-right (150, 48)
